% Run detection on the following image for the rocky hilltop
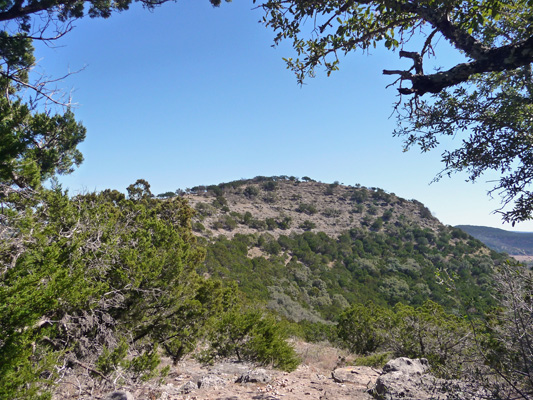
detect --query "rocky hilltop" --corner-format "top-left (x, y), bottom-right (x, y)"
top-left (182, 177), bottom-right (442, 239)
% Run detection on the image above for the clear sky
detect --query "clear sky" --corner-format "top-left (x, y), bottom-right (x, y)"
top-left (31, 0), bottom-right (533, 232)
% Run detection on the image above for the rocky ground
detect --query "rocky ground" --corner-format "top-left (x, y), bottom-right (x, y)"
top-left (54, 342), bottom-right (378, 400)
top-left (184, 180), bottom-right (441, 240)
top-left (143, 360), bottom-right (377, 400)
top-left (101, 359), bottom-right (378, 400)
top-left (57, 343), bottom-right (477, 400)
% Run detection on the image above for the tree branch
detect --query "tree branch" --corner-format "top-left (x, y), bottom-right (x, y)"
top-left (385, 35), bottom-right (533, 96)
top-left (0, 0), bottom-right (64, 23)
top-left (415, 5), bottom-right (489, 59)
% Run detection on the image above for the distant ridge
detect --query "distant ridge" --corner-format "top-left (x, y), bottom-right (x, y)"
top-left (456, 225), bottom-right (533, 255)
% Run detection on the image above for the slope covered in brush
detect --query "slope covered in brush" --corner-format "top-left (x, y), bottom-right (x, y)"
top-left (180, 176), bottom-right (505, 322)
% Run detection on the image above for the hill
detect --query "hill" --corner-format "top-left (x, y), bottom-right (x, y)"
top-left (456, 225), bottom-right (533, 256)
top-left (174, 176), bottom-right (505, 323)
top-left (183, 177), bottom-right (440, 239)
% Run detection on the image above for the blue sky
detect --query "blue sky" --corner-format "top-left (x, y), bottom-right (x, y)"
top-left (32, 0), bottom-right (533, 231)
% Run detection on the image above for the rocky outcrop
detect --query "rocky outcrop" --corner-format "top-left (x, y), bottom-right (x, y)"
top-left (372, 357), bottom-right (482, 400)
top-left (373, 358), bottom-right (439, 400)
top-left (178, 380), bottom-right (198, 393)
top-left (382, 357), bottom-right (430, 375)
top-left (60, 355), bottom-right (489, 400)
top-left (104, 391), bottom-right (134, 400)
top-left (197, 373), bottom-right (228, 389)
top-left (332, 366), bottom-right (381, 390)
top-left (236, 368), bottom-right (272, 384)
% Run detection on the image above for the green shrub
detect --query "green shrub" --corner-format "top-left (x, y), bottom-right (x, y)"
top-left (96, 340), bottom-right (129, 375)
top-left (382, 209), bottom-right (393, 221)
top-left (0, 184), bottom-right (234, 397)
top-left (390, 301), bottom-right (473, 369)
top-left (278, 216), bottom-right (292, 230)
top-left (244, 186), bottom-right (260, 198)
top-left (249, 218), bottom-right (267, 230)
top-left (266, 218), bottom-right (278, 230)
top-left (220, 215), bottom-right (237, 230)
top-left (195, 202), bottom-right (216, 216)
top-left (353, 352), bottom-right (392, 368)
top-left (200, 310), bottom-right (299, 371)
top-left (299, 220), bottom-right (316, 231)
top-left (322, 208), bottom-right (341, 218)
top-left (243, 211), bottom-right (253, 225)
top-left (367, 205), bottom-right (378, 215)
top-left (97, 341), bottom-right (165, 382)
top-left (371, 218), bottom-right (383, 231)
top-left (157, 191), bottom-right (176, 199)
top-left (337, 300), bottom-right (474, 372)
top-left (296, 203), bottom-right (318, 215)
top-left (193, 221), bottom-right (205, 232)
top-left (263, 193), bottom-right (278, 203)
top-left (295, 320), bottom-right (338, 343)
top-left (262, 181), bottom-right (278, 191)
top-left (263, 240), bottom-right (282, 255)
top-left (337, 302), bottom-right (392, 355)
top-left (212, 195), bottom-right (228, 208)
top-left (351, 204), bottom-right (364, 213)
top-left (350, 190), bottom-right (368, 203)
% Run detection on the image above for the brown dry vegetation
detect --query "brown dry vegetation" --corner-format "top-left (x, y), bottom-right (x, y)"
top-left (185, 180), bottom-right (440, 240)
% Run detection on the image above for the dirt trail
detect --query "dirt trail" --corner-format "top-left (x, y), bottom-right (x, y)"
top-left (55, 343), bottom-right (379, 400)
top-left (132, 359), bottom-right (377, 400)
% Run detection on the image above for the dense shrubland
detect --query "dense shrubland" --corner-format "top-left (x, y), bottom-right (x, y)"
top-left (203, 225), bottom-right (502, 321)
top-left (199, 308), bottom-right (299, 371)
top-left (0, 180), bottom-right (297, 399)
top-left (199, 217), bottom-right (533, 398)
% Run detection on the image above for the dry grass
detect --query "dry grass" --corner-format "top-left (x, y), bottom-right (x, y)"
top-left (291, 340), bottom-right (355, 371)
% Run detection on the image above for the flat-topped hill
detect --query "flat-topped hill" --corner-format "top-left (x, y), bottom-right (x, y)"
top-left (180, 177), bottom-right (442, 239)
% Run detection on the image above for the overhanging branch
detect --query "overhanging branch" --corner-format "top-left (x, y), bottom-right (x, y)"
top-left (384, 36), bottom-right (533, 96)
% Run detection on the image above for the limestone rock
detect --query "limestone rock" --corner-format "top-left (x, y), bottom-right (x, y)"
top-left (236, 368), bottom-right (272, 384)
top-left (179, 380), bottom-right (198, 393)
top-left (198, 373), bottom-right (227, 389)
top-left (332, 366), bottom-right (381, 389)
top-left (382, 357), bottom-right (429, 375)
top-left (373, 358), bottom-right (448, 400)
top-left (209, 361), bottom-right (254, 376)
top-left (104, 391), bottom-right (134, 400)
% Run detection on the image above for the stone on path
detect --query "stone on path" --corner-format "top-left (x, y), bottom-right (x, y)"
top-left (332, 366), bottom-right (381, 390)
top-left (104, 391), bottom-right (134, 400)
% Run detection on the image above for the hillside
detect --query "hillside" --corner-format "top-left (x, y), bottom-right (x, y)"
top-left (183, 177), bottom-right (441, 239)
top-left (456, 225), bottom-right (533, 256)
top-left (176, 176), bottom-right (505, 323)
